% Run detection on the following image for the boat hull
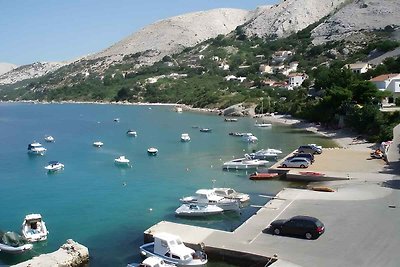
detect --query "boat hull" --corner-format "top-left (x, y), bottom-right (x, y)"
top-left (249, 172), bottom-right (280, 180)
top-left (175, 204), bottom-right (223, 217)
top-left (140, 243), bottom-right (207, 266)
top-left (0, 243), bottom-right (33, 254)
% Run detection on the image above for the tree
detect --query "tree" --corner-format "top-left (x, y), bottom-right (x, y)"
top-left (348, 81), bottom-right (379, 104)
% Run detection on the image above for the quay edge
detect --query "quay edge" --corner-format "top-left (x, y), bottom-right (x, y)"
top-left (12, 239), bottom-right (89, 267)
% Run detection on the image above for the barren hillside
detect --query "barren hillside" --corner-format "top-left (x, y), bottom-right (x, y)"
top-left (243, 0), bottom-right (347, 38)
top-left (311, 0), bottom-right (400, 44)
top-left (0, 62), bottom-right (17, 76)
top-left (89, 8), bottom-right (251, 64)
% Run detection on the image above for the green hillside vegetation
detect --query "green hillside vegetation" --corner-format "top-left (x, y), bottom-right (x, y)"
top-left (1, 23), bottom-right (399, 142)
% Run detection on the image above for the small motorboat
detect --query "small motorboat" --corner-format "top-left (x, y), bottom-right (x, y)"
top-left (180, 133), bottom-right (191, 142)
top-left (175, 107), bottom-right (183, 113)
top-left (21, 214), bottom-right (48, 242)
top-left (224, 118), bottom-right (238, 122)
top-left (127, 256), bottom-right (176, 267)
top-left (114, 118), bottom-right (120, 122)
top-left (44, 135), bottom-right (55, 142)
top-left (115, 156), bottom-right (130, 165)
top-left (93, 141), bottom-right (104, 147)
top-left (0, 231), bottom-right (33, 254)
top-left (254, 122), bottom-right (272, 127)
top-left (228, 132), bottom-right (244, 137)
top-left (249, 149), bottom-right (282, 160)
top-left (249, 172), bottom-right (280, 180)
top-left (199, 128), bottom-right (212, 133)
top-left (147, 147), bottom-right (158, 156)
top-left (242, 133), bottom-right (258, 143)
top-left (212, 188), bottom-right (250, 203)
top-left (44, 161), bottom-right (64, 172)
top-left (180, 189), bottom-right (240, 211)
top-left (27, 142), bottom-right (47, 155)
top-left (175, 204), bottom-right (224, 217)
top-left (223, 154), bottom-right (268, 170)
top-left (126, 130), bottom-right (137, 137)
top-left (140, 232), bottom-right (207, 266)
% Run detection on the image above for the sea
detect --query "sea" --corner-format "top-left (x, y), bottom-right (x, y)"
top-left (0, 103), bottom-right (335, 266)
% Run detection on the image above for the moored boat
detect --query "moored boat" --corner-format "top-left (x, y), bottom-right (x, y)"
top-left (180, 189), bottom-right (240, 211)
top-left (0, 231), bottom-right (33, 254)
top-left (223, 154), bottom-right (268, 170)
top-left (181, 133), bottom-right (191, 142)
top-left (93, 141), bottom-right (104, 147)
top-left (249, 148), bottom-right (282, 160)
top-left (44, 161), bottom-right (64, 172)
top-left (224, 118), bottom-right (238, 122)
top-left (21, 214), bottom-right (48, 242)
top-left (242, 133), bottom-right (258, 143)
top-left (212, 188), bottom-right (250, 203)
top-left (127, 130), bottom-right (137, 137)
top-left (199, 128), bottom-right (212, 133)
top-left (254, 122), bottom-right (272, 127)
top-left (115, 156), bottom-right (130, 165)
top-left (27, 142), bottom-right (47, 155)
top-left (140, 232), bottom-right (207, 266)
top-left (175, 204), bottom-right (223, 217)
top-left (147, 147), bottom-right (158, 156)
top-left (249, 172), bottom-right (280, 180)
top-left (44, 135), bottom-right (55, 142)
top-left (127, 256), bottom-right (177, 267)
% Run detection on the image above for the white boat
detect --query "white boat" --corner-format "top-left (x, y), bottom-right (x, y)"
top-left (27, 142), bottom-right (47, 155)
top-left (180, 189), bottom-right (240, 211)
top-left (140, 232), bottom-right (207, 266)
top-left (254, 122), bottom-right (272, 127)
top-left (249, 148), bottom-right (282, 160)
top-left (114, 118), bottom-right (120, 122)
top-left (21, 214), bottom-right (48, 242)
top-left (212, 188), bottom-right (250, 203)
top-left (175, 107), bottom-right (183, 113)
top-left (127, 256), bottom-right (176, 267)
top-left (147, 147), bottom-right (158, 156)
top-left (181, 133), bottom-right (191, 142)
top-left (115, 156), bottom-right (130, 165)
top-left (127, 130), bottom-right (137, 137)
top-left (44, 161), bottom-right (64, 172)
top-left (44, 135), bottom-right (55, 142)
top-left (93, 141), bottom-right (104, 147)
top-left (242, 133), bottom-right (258, 143)
top-left (0, 231), bottom-right (33, 254)
top-left (175, 204), bottom-right (224, 217)
top-left (223, 154), bottom-right (268, 170)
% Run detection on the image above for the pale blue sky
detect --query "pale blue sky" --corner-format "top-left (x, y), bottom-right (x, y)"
top-left (0, 0), bottom-right (278, 65)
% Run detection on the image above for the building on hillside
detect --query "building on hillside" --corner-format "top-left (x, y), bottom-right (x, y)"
top-left (224, 75), bottom-right (246, 83)
top-left (272, 50), bottom-right (293, 63)
top-left (288, 73), bottom-right (308, 88)
top-left (219, 63), bottom-right (230, 70)
top-left (212, 56), bottom-right (220, 61)
top-left (282, 61), bottom-right (299, 76)
top-left (261, 80), bottom-right (276, 86)
top-left (344, 62), bottom-right (373, 74)
top-left (256, 54), bottom-right (265, 60)
top-left (370, 73), bottom-right (400, 104)
top-left (259, 64), bottom-right (273, 74)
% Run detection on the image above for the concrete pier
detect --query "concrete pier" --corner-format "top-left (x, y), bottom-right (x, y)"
top-left (144, 144), bottom-right (399, 267)
top-left (12, 239), bottom-right (89, 267)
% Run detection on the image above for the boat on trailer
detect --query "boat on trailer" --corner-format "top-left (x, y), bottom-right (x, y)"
top-left (140, 232), bottom-right (207, 266)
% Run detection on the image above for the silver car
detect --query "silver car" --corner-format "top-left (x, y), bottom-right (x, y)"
top-left (281, 158), bottom-right (310, 168)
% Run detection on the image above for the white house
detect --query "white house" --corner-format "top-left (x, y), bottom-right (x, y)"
top-left (344, 62), bottom-right (373, 74)
top-left (224, 75), bottom-right (246, 83)
top-left (370, 74), bottom-right (400, 103)
top-left (288, 73), bottom-right (308, 88)
top-left (259, 64), bottom-right (273, 74)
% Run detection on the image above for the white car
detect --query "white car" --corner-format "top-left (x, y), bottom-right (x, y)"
top-left (281, 158), bottom-right (310, 168)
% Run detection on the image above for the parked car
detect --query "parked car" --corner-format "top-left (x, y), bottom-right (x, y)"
top-left (297, 145), bottom-right (322, 154)
top-left (281, 158), bottom-right (310, 168)
top-left (289, 153), bottom-right (314, 163)
top-left (269, 215), bottom-right (325, 239)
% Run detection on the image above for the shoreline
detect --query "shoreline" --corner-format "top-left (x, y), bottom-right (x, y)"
top-left (1, 100), bottom-right (375, 150)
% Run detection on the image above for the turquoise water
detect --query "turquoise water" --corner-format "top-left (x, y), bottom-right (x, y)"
top-left (0, 103), bottom-right (334, 266)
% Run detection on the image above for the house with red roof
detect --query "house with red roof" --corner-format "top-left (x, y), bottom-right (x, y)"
top-left (370, 73), bottom-right (400, 103)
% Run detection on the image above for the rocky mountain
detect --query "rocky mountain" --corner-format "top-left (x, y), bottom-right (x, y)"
top-left (311, 0), bottom-right (400, 44)
top-left (243, 0), bottom-right (347, 38)
top-left (0, 62), bottom-right (17, 76)
top-left (88, 8), bottom-right (251, 64)
top-left (0, 62), bottom-right (67, 85)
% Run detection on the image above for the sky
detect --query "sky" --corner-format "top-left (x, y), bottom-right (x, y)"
top-left (0, 0), bottom-right (278, 66)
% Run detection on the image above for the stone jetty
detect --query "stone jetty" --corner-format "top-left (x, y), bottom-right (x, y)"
top-left (12, 239), bottom-right (89, 267)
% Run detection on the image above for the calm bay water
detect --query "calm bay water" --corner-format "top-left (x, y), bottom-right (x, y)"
top-left (0, 103), bottom-right (334, 266)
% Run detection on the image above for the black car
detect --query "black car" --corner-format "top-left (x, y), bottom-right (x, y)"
top-left (289, 153), bottom-right (315, 163)
top-left (269, 215), bottom-right (325, 239)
